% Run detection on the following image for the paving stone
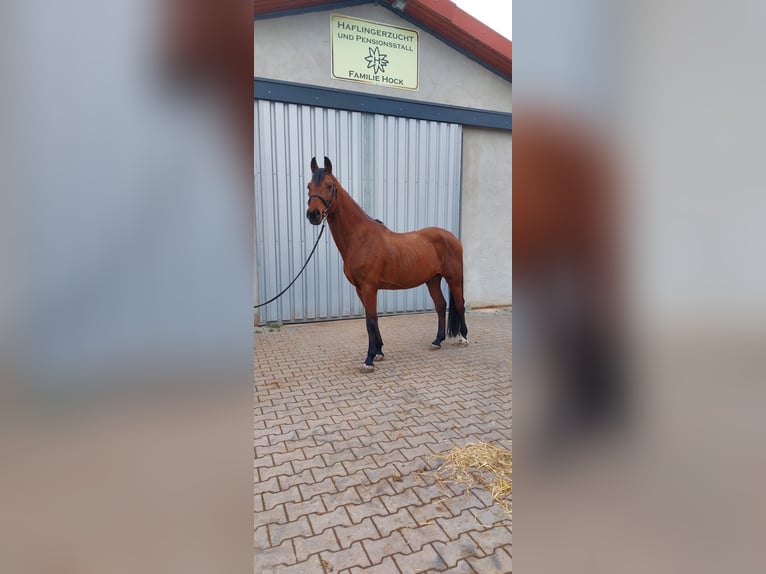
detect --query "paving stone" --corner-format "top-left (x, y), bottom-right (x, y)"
top-left (375, 437), bottom-right (410, 454)
top-left (362, 532), bottom-right (411, 565)
top-left (302, 443), bottom-right (335, 459)
top-left (347, 497), bottom-right (388, 524)
top-left (254, 524), bottom-right (270, 551)
top-left (254, 454), bottom-right (275, 469)
top-left (292, 453), bottom-right (327, 474)
top-left (277, 468), bottom-right (315, 491)
top-left (332, 470), bottom-right (368, 491)
top-left (401, 521), bottom-right (450, 553)
top-left (342, 456), bottom-right (379, 476)
top-left (269, 515), bottom-right (312, 546)
top-left (372, 450), bottom-right (408, 467)
top-left (348, 556), bottom-right (399, 574)
top-left (364, 465), bottom-right (402, 485)
top-left (410, 484), bottom-right (446, 506)
top-left (320, 540), bottom-right (371, 571)
top-left (331, 437), bottom-right (364, 453)
top-left (379, 490), bottom-right (421, 514)
top-left (408, 497), bottom-right (451, 524)
top-left (436, 511), bottom-right (482, 539)
top-left (432, 532), bottom-right (484, 568)
top-left (254, 539), bottom-right (295, 571)
top-left (355, 477), bottom-right (397, 502)
top-left (441, 490), bottom-right (488, 515)
top-left (278, 555), bottom-right (325, 574)
top-left (322, 488), bottom-right (364, 513)
top-left (352, 444), bottom-right (386, 458)
top-left (468, 525), bottom-right (513, 555)
top-left (371, 507), bottom-right (417, 538)
top-left (273, 449), bottom-right (308, 466)
top-left (324, 448), bottom-right (365, 467)
top-left (264, 485), bottom-right (301, 510)
top-left (440, 558), bottom-right (477, 574)
top-left (256, 505), bottom-right (288, 528)
top-left (299, 476), bottom-right (337, 500)
top-left (471, 505), bottom-right (512, 528)
top-left (312, 461), bottom-right (348, 482)
top-left (334, 516), bottom-right (379, 549)
top-left (294, 528), bottom-right (341, 562)
top-left (308, 505), bottom-right (352, 535)
top-left (392, 543), bottom-right (447, 574)
top-left (397, 444), bottom-right (433, 461)
top-left (285, 497), bottom-right (326, 522)
top-left (259, 460), bottom-right (293, 482)
top-left (254, 475), bottom-right (280, 496)
top-left (466, 546), bottom-right (513, 574)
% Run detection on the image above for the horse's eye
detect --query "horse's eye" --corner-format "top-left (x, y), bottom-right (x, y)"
top-left (325, 183), bottom-right (332, 190)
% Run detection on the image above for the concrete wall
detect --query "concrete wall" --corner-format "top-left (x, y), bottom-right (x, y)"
top-left (461, 127), bottom-right (512, 307)
top-left (254, 4), bottom-right (511, 113)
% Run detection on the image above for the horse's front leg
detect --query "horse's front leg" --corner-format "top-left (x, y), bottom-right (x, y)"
top-left (357, 287), bottom-right (380, 373)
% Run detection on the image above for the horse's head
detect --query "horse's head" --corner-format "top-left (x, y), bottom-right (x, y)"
top-left (306, 156), bottom-right (338, 225)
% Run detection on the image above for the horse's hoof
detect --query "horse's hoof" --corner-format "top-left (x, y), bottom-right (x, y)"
top-left (360, 364), bottom-right (375, 373)
top-left (375, 353), bottom-right (385, 361)
top-left (453, 337), bottom-right (469, 347)
top-left (430, 344), bottom-right (442, 351)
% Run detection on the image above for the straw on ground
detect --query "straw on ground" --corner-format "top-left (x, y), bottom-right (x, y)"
top-left (424, 441), bottom-right (512, 519)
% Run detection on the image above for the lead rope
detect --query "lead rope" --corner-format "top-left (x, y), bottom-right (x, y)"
top-left (254, 220), bottom-right (326, 309)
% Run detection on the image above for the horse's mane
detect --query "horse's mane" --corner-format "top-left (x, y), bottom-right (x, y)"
top-left (314, 167), bottom-right (384, 227)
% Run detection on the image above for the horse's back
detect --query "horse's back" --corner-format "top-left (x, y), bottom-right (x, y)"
top-left (419, 227), bottom-right (463, 253)
top-left (402, 226), bottom-right (463, 277)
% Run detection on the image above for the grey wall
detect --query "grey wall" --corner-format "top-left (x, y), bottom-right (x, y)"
top-left (254, 3), bottom-right (511, 113)
top-left (461, 128), bottom-right (512, 307)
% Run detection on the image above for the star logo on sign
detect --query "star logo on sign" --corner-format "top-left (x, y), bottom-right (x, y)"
top-left (364, 47), bottom-right (389, 74)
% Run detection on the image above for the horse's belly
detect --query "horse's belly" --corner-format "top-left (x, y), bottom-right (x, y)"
top-left (377, 248), bottom-right (440, 289)
top-left (378, 269), bottom-right (435, 290)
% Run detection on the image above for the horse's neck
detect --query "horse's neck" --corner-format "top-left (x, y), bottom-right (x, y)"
top-left (327, 186), bottom-right (373, 259)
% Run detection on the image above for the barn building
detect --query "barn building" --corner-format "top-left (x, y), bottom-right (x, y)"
top-left (254, 0), bottom-right (512, 324)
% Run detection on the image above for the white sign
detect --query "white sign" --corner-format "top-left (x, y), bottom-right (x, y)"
top-left (331, 14), bottom-right (419, 90)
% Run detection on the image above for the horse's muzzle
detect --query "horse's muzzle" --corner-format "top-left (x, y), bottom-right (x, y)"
top-left (307, 209), bottom-right (322, 225)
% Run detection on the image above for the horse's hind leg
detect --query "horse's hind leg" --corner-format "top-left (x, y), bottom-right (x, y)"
top-left (374, 323), bottom-right (384, 360)
top-left (426, 275), bottom-right (447, 349)
top-left (446, 277), bottom-right (469, 346)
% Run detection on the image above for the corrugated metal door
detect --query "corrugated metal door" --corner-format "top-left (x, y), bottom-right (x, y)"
top-left (255, 100), bottom-right (462, 323)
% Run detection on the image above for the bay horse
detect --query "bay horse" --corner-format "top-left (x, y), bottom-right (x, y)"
top-left (306, 156), bottom-right (469, 373)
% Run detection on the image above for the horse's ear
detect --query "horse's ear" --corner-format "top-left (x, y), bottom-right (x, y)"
top-left (324, 156), bottom-right (333, 174)
top-left (310, 157), bottom-right (318, 174)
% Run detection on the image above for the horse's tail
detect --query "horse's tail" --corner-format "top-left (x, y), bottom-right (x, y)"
top-left (447, 282), bottom-right (465, 338)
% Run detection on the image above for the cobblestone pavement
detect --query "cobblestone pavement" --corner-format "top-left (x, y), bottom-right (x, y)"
top-left (255, 309), bottom-right (512, 573)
